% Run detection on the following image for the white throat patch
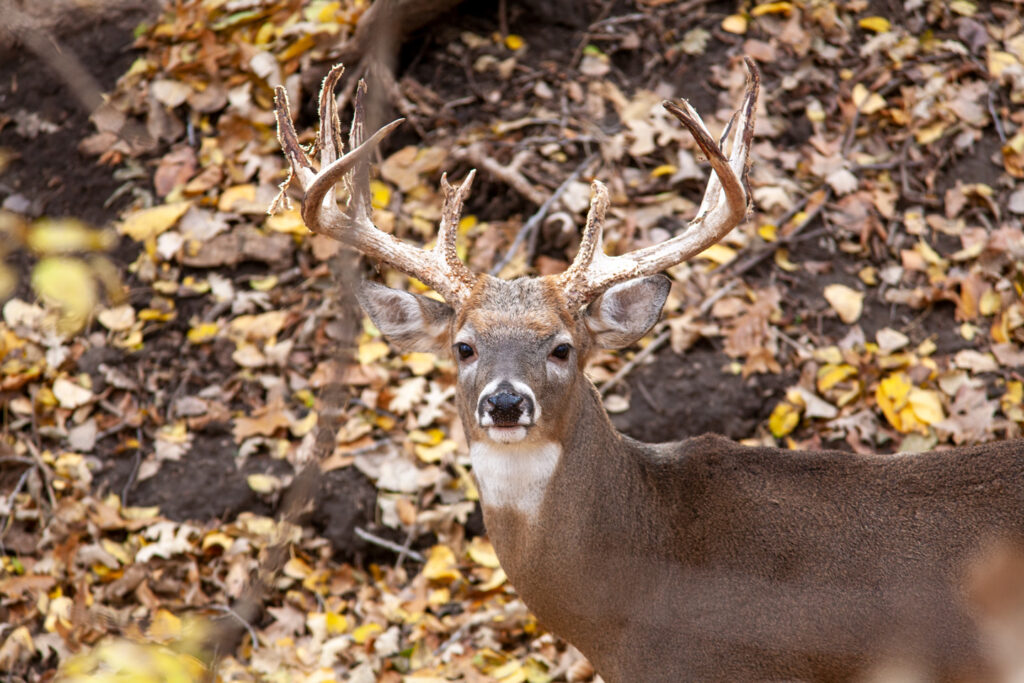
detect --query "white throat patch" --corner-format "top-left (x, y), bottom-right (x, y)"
top-left (470, 441), bottom-right (561, 521)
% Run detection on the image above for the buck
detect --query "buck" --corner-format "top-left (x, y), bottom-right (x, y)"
top-left (272, 61), bottom-right (1024, 681)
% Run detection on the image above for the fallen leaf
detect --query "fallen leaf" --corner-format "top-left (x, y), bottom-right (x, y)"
top-left (823, 284), bottom-right (864, 324)
top-left (118, 202), bottom-right (191, 241)
top-left (53, 377), bottom-right (93, 409)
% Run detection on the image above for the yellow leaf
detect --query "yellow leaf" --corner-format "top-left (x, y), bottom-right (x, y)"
top-left (806, 99), bottom-right (825, 123)
top-left (908, 387), bottom-right (944, 425)
top-left (32, 257), bottom-right (97, 335)
top-left (467, 537), bottom-right (501, 569)
top-left (823, 284), bottom-right (864, 324)
top-left (118, 202), bottom-right (190, 241)
top-left (403, 351), bottom-right (436, 376)
top-left (352, 622), bottom-right (383, 644)
top-left (1002, 381), bottom-right (1023, 422)
top-left (409, 428), bottom-right (444, 445)
top-left (721, 14), bottom-right (748, 34)
top-left (279, 34), bottom-right (317, 62)
top-left (265, 208), bottom-right (307, 235)
top-left (187, 322), bottom-right (219, 344)
top-left (27, 218), bottom-right (115, 254)
top-left (491, 659), bottom-right (523, 679)
top-left (283, 556), bottom-right (312, 579)
top-left (915, 121), bottom-right (946, 145)
top-left (217, 184), bottom-right (256, 212)
top-left (146, 608), bottom-right (182, 643)
top-left (876, 372), bottom-right (912, 432)
top-left (504, 34), bottom-right (525, 50)
top-left (852, 83), bottom-right (886, 114)
top-left (988, 50), bottom-right (1019, 79)
top-left (201, 531), bottom-right (233, 552)
top-left (858, 16), bottom-right (891, 32)
top-left (97, 305), bottom-right (136, 332)
top-left (246, 473), bottom-right (282, 494)
top-left (949, 0), bottom-right (977, 16)
top-left (423, 544), bottom-right (462, 584)
top-left (650, 164), bottom-right (677, 177)
top-left (774, 248), bottom-right (799, 272)
top-left (53, 377), bottom-right (93, 409)
top-left (370, 180), bottom-right (391, 210)
top-left (697, 243), bottom-right (736, 266)
top-left (0, 263), bottom-right (14, 301)
top-left (758, 224), bottom-right (777, 242)
top-left (250, 275), bottom-right (278, 291)
top-left (101, 538), bottom-right (132, 565)
top-left (415, 439), bottom-right (457, 463)
top-left (358, 339), bottom-right (390, 365)
top-left (229, 310), bottom-right (288, 341)
top-left (768, 401), bottom-right (801, 438)
top-left (290, 410), bottom-right (318, 437)
top-left (325, 611), bottom-right (348, 635)
top-left (138, 307), bottom-right (174, 322)
top-left (751, 2), bottom-right (792, 16)
top-left (817, 363), bottom-right (857, 393)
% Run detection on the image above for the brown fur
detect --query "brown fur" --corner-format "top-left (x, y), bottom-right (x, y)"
top-left (359, 274), bottom-right (1024, 682)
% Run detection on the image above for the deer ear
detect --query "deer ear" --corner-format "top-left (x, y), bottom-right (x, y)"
top-left (585, 275), bottom-right (670, 350)
top-left (357, 281), bottom-right (455, 353)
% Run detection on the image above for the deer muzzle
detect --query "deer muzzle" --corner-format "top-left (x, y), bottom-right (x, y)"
top-left (478, 380), bottom-right (537, 441)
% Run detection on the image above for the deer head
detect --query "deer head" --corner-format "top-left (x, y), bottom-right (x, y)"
top-left (271, 60), bottom-right (759, 450)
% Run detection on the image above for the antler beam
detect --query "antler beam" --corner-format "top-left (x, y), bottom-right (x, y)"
top-left (558, 57), bottom-right (760, 307)
top-left (270, 65), bottom-right (478, 305)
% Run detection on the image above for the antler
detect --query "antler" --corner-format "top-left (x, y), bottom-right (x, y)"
top-left (270, 64), bottom-right (478, 305)
top-left (557, 57), bottom-right (760, 307)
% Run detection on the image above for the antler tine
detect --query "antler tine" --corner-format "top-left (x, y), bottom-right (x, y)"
top-left (437, 170), bottom-right (478, 288)
top-left (556, 180), bottom-right (609, 297)
top-left (558, 58), bottom-right (760, 308)
top-left (270, 64), bottom-right (478, 305)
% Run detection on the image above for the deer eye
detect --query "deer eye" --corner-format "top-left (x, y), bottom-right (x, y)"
top-left (455, 342), bottom-right (475, 360)
top-left (550, 343), bottom-right (571, 360)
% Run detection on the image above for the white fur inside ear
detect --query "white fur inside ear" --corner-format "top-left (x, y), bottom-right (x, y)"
top-left (470, 441), bottom-right (561, 521)
top-left (358, 283), bottom-right (453, 353)
top-left (586, 276), bottom-right (669, 350)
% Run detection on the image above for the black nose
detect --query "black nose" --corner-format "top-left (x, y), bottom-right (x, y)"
top-left (486, 391), bottom-right (524, 425)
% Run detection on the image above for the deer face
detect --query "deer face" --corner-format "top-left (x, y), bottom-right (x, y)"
top-left (359, 274), bottom-right (670, 447)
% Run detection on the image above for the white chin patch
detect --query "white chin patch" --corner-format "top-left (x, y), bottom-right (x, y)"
top-left (488, 426), bottom-right (527, 443)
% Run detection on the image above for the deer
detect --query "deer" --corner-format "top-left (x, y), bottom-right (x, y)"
top-left (270, 60), bottom-right (1024, 682)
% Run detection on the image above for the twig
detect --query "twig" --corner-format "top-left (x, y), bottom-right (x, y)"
top-left (209, 605), bottom-right (260, 651)
top-left (987, 86), bottom-right (1006, 144)
top-left (121, 427), bottom-right (144, 506)
top-left (726, 187), bottom-right (832, 278)
top-left (21, 438), bottom-right (57, 510)
top-left (598, 330), bottom-right (670, 396)
top-left (355, 526), bottom-right (426, 563)
top-left (394, 523), bottom-right (419, 570)
top-left (697, 280), bottom-right (740, 317)
top-left (460, 144), bottom-right (548, 206)
top-left (497, 0), bottom-right (508, 37)
top-left (490, 153), bottom-right (597, 275)
top-left (0, 456), bottom-right (36, 466)
top-left (0, 467), bottom-right (33, 554)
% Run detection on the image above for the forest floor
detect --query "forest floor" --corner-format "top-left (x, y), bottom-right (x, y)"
top-left (1, 0), bottom-right (1023, 680)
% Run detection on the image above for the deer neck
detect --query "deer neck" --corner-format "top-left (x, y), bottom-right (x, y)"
top-left (469, 381), bottom-right (644, 639)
